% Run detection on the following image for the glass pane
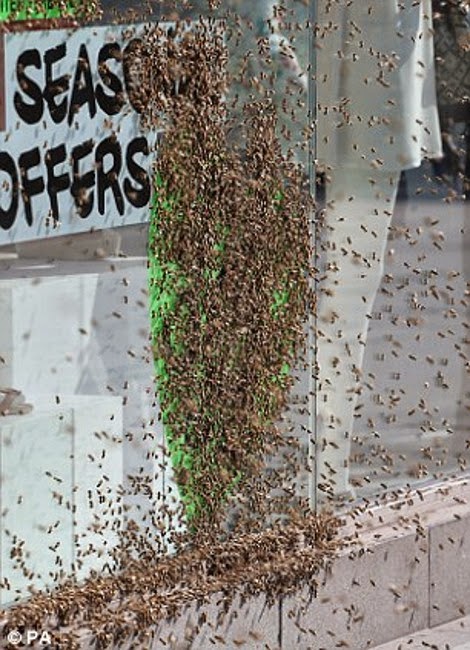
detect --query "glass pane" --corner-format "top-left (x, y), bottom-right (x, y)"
top-left (314, 0), bottom-right (469, 506)
top-left (5, 0), bottom-right (468, 613)
top-left (0, 0), bottom-right (315, 608)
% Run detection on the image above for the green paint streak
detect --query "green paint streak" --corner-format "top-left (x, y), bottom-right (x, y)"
top-left (0, 0), bottom-right (77, 20)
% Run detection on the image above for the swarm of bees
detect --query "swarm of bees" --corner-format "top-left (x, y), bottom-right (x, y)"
top-left (144, 19), bottom-right (313, 532)
top-left (0, 0), bottom-right (469, 648)
top-left (2, 511), bottom-right (342, 647)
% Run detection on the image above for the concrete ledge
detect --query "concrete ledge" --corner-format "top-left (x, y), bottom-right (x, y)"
top-left (282, 531), bottom-right (429, 649)
top-left (52, 592), bottom-right (280, 650)
top-left (2, 479), bottom-right (470, 649)
top-left (178, 593), bottom-right (280, 650)
top-left (430, 515), bottom-right (470, 627)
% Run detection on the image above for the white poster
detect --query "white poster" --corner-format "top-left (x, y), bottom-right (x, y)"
top-left (0, 23), bottom-right (160, 244)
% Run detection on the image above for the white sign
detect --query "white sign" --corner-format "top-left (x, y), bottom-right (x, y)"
top-left (0, 23), bottom-right (159, 244)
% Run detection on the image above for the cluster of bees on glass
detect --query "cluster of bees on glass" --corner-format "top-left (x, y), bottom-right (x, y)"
top-left (0, 0), bottom-right (469, 647)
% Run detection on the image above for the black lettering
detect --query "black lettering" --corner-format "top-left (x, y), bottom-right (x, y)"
top-left (68, 44), bottom-right (96, 126)
top-left (0, 152), bottom-right (19, 230)
top-left (96, 43), bottom-right (125, 116)
top-left (95, 135), bottom-right (124, 216)
top-left (14, 49), bottom-right (43, 125)
top-left (124, 137), bottom-right (150, 208)
top-left (19, 147), bottom-right (45, 226)
top-left (43, 44), bottom-right (69, 124)
top-left (71, 139), bottom-right (95, 219)
top-left (45, 144), bottom-right (70, 222)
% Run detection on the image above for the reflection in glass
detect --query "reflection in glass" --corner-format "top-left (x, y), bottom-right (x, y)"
top-left (315, 0), bottom-right (468, 503)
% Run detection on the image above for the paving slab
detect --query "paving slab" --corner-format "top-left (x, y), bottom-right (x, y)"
top-left (371, 614), bottom-right (470, 650)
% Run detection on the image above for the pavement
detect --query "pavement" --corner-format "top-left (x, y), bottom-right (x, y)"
top-left (372, 615), bottom-right (470, 650)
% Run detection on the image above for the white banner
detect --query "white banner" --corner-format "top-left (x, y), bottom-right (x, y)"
top-left (0, 23), bottom-right (159, 244)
